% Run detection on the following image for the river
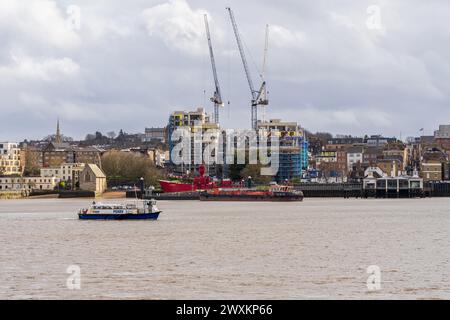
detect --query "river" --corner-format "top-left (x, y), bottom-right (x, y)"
top-left (0, 198), bottom-right (449, 299)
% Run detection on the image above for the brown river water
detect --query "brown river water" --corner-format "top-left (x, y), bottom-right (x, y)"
top-left (0, 198), bottom-right (449, 299)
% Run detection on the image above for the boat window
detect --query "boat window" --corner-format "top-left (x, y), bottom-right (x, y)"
top-left (399, 179), bottom-right (409, 188)
top-left (387, 180), bottom-right (397, 188)
top-left (376, 180), bottom-right (386, 188)
top-left (410, 181), bottom-right (421, 189)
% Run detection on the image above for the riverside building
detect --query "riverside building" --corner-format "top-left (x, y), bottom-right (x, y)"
top-left (0, 142), bottom-right (22, 175)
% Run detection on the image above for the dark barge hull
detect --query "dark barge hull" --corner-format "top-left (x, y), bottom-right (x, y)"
top-left (78, 212), bottom-right (160, 220)
top-left (199, 194), bottom-right (303, 202)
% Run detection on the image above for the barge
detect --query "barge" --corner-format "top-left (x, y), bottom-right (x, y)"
top-left (199, 185), bottom-right (303, 202)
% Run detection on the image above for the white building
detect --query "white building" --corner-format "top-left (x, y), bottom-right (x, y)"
top-left (143, 127), bottom-right (166, 143)
top-left (40, 163), bottom-right (85, 185)
top-left (0, 142), bottom-right (22, 175)
top-left (0, 176), bottom-right (58, 191)
top-left (347, 146), bottom-right (364, 171)
top-left (434, 125), bottom-right (450, 138)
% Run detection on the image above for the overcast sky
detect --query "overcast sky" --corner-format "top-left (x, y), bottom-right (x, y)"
top-left (1, 0), bottom-right (450, 141)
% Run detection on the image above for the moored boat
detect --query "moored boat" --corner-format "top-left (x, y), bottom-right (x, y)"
top-left (159, 165), bottom-right (233, 193)
top-left (78, 199), bottom-right (161, 220)
top-left (199, 184), bottom-right (303, 202)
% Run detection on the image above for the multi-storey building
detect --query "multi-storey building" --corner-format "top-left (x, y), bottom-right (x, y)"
top-left (169, 108), bottom-right (213, 128)
top-left (168, 108), bottom-right (219, 173)
top-left (363, 147), bottom-right (382, 166)
top-left (365, 135), bottom-right (396, 147)
top-left (142, 127), bottom-right (167, 143)
top-left (323, 144), bottom-right (348, 176)
top-left (257, 119), bottom-right (308, 182)
top-left (434, 125), bottom-right (450, 138)
top-left (434, 125), bottom-right (450, 151)
top-left (327, 137), bottom-right (364, 150)
top-left (420, 148), bottom-right (448, 182)
top-left (42, 142), bottom-right (102, 168)
top-left (315, 151), bottom-right (337, 164)
top-left (40, 163), bottom-right (86, 188)
top-left (346, 146), bottom-right (364, 172)
top-left (0, 142), bottom-right (23, 175)
top-left (0, 176), bottom-right (57, 191)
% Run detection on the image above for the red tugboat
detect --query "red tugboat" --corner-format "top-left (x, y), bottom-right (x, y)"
top-left (199, 184), bottom-right (303, 202)
top-left (159, 165), bottom-right (232, 193)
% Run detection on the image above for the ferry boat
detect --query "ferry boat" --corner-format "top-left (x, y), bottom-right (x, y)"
top-left (199, 184), bottom-right (304, 202)
top-left (78, 200), bottom-right (161, 220)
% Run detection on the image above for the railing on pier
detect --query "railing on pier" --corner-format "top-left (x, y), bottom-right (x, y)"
top-left (293, 183), bottom-right (363, 198)
top-left (424, 181), bottom-right (450, 197)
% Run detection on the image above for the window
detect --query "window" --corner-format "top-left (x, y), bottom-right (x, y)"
top-left (377, 180), bottom-right (386, 189)
top-left (410, 181), bottom-right (421, 189)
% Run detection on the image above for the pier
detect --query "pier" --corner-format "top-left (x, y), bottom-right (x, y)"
top-left (124, 180), bottom-right (450, 200)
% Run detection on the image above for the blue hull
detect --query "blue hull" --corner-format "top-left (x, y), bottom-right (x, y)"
top-left (78, 212), bottom-right (160, 220)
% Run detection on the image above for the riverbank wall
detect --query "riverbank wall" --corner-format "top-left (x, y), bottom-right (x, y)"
top-left (0, 191), bottom-right (28, 200)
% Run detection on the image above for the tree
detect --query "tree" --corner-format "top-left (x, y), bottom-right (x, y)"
top-left (227, 149), bottom-right (275, 184)
top-left (23, 148), bottom-right (41, 177)
top-left (315, 132), bottom-right (333, 145)
top-left (43, 134), bottom-right (73, 142)
top-left (95, 131), bottom-right (104, 140)
top-left (290, 177), bottom-right (301, 184)
top-left (240, 164), bottom-right (273, 185)
top-left (106, 131), bottom-right (116, 139)
top-left (228, 162), bottom-right (246, 181)
top-left (101, 150), bottom-right (163, 187)
top-left (85, 134), bottom-right (96, 141)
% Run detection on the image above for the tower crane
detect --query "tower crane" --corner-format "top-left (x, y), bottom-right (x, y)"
top-left (226, 7), bottom-right (268, 130)
top-left (262, 24), bottom-right (270, 78)
top-left (261, 24), bottom-right (269, 123)
top-left (204, 14), bottom-right (224, 124)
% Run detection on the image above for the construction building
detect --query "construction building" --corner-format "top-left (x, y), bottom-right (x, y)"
top-left (257, 119), bottom-right (308, 182)
top-left (167, 108), bottom-right (220, 174)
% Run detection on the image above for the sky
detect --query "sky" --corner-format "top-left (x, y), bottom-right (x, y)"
top-left (1, 0), bottom-right (450, 141)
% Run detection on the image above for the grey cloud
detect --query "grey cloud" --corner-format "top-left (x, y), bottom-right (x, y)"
top-left (1, 0), bottom-right (450, 141)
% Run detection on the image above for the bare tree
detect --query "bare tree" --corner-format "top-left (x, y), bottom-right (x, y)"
top-left (23, 148), bottom-right (41, 176)
top-left (101, 150), bottom-right (163, 187)
top-left (106, 131), bottom-right (116, 139)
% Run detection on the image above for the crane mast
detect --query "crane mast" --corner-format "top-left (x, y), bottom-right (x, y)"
top-left (262, 24), bottom-right (269, 80)
top-left (204, 14), bottom-right (223, 124)
top-left (261, 24), bottom-right (269, 122)
top-left (227, 7), bottom-right (265, 130)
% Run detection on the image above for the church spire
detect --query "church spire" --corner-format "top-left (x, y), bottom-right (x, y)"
top-left (55, 118), bottom-right (62, 144)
